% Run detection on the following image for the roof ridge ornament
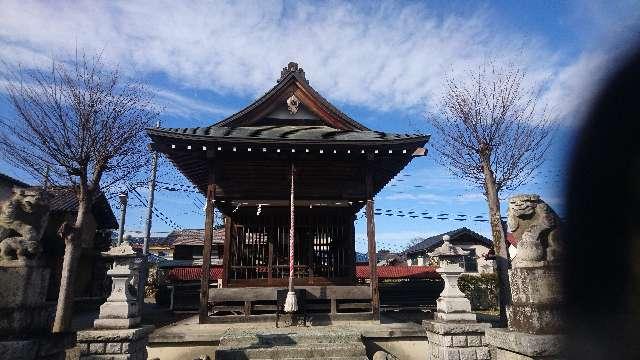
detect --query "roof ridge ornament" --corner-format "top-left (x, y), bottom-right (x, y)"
top-left (278, 61), bottom-right (307, 83)
top-left (286, 93), bottom-right (300, 114)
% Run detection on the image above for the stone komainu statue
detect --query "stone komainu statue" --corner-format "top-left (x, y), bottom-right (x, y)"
top-left (506, 194), bottom-right (561, 267)
top-left (0, 187), bottom-right (50, 260)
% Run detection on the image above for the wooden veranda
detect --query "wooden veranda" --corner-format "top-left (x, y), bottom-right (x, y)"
top-left (147, 62), bottom-right (429, 323)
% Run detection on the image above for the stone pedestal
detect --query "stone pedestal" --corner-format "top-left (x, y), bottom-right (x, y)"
top-left (485, 328), bottom-right (564, 360)
top-left (78, 244), bottom-right (153, 360)
top-left (506, 266), bottom-right (563, 334)
top-left (0, 260), bottom-right (76, 360)
top-left (423, 236), bottom-right (492, 360)
top-left (485, 265), bottom-right (565, 359)
top-left (424, 321), bottom-right (491, 360)
top-left (77, 325), bottom-right (154, 360)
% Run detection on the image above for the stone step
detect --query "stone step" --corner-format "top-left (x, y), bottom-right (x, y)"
top-left (215, 342), bottom-right (367, 360)
top-left (218, 328), bottom-right (363, 348)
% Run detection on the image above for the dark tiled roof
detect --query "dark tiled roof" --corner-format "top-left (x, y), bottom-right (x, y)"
top-left (127, 236), bottom-right (172, 247)
top-left (0, 173), bottom-right (30, 188)
top-left (166, 228), bottom-right (225, 246)
top-left (404, 227), bottom-right (493, 255)
top-left (47, 188), bottom-right (119, 229)
top-left (149, 125), bottom-right (427, 145)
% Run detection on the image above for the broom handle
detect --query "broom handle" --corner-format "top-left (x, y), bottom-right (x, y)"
top-left (288, 163), bottom-right (295, 292)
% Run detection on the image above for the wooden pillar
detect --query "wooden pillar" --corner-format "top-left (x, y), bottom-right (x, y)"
top-left (347, 214), bottom-right (357, 283)
top-left (366, 168), bottom-right (380, 320)
top-left (222, 215), bottom-right (231, 287)
top-left (199, 157), bottom-right (215, 324)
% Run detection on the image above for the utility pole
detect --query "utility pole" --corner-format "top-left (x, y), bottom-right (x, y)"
top-left (117, 192), bottom-right (128, 245)
top-left (138, 120), bottom-right (160, 315)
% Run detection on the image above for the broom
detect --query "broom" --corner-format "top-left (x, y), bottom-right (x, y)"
top-left (284, 163), bottom-right (298, 313)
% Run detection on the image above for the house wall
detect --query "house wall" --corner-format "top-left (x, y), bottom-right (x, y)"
top-left (457, 243), bottom-right (495, 274)
top-left (407, 242), bottom-right (494, 274)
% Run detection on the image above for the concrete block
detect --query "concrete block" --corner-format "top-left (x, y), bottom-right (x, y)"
top-left (485, 328), bottom-right (564, 357)
top-left (106, 343), bottom-right (121, 354)
top-left (442, 347), bottom-right (460, 360)
top-left (467, 335), bottom-right (482, 347)
top-left (459, 347), bottom-right (477, 360)
top-left (452, 336), bottom-right (467, 347)
top-left (476, 347), bottom-right (490, 360)
top-left (89, 343), bottom-right (105, 354)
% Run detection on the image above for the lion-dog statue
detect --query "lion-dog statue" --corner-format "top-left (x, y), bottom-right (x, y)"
top-left (506, 194), bottom-right (561, 267)
top-left (0, 187), bottom-right (50, 260)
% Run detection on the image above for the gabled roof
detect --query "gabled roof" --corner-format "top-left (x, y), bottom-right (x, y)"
top-left (147, 62), bottom-right (428, 146)
top-left (214, 62), bottom-right (369, 131)
top-left (404, 227), bottom-right (493, 255)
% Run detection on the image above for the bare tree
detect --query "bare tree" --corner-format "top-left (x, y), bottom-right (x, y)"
top-left (0, 53), bottom-right (159, 332)
top-left (427, 63), bottom-right (554, 325)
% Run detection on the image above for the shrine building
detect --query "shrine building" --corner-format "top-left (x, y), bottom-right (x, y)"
top-left (147, 62), bottom-right (429, 323)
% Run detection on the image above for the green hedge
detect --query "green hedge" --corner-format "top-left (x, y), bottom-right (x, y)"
top-left (458, 273), bottom-right (498, 311)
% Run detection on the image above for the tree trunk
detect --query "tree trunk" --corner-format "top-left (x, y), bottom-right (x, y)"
top-left (480, 156), bottom-right (511, 326)
top-left (52, 193), bottom-right (91, 333)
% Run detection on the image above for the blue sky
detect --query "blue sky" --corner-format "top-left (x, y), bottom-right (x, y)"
top-left (0, 1), bottom-right (638, 252)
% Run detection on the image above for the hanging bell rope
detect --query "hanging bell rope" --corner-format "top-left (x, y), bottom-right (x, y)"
top-left (284, 162), bottom-right (298, 313)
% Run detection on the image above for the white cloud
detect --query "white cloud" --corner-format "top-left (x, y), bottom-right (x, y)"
top-left (149, 86), bottom-right (234, 119)
top-left (0, 1), bottom-right (632, 125)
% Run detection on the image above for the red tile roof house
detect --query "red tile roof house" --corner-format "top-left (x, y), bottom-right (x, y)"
top-left (151, 228), bottom-right (225, 309)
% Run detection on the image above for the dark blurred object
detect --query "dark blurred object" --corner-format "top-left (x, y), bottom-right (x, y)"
top-left (565, 46), bottom-right (640, 359)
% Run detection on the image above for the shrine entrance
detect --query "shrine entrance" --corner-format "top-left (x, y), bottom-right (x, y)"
top-left (227, 207), bottom-right (355, 287)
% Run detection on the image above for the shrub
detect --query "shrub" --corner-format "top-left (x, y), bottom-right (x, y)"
top-left (458, 273), bottom-right (498, 311)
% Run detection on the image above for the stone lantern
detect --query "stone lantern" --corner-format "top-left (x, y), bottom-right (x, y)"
top-left (77, 242), bottom-right (153, 360)
top-left (422, 235), bottom-right (491, 360)
top-left (93, 242), bottom-right (141, 329)
top-left (429, 234), bottom-right (475, 322)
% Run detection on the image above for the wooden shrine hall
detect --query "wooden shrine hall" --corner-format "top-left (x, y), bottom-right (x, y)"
top-left (147, 62), bottom-right (429, 323)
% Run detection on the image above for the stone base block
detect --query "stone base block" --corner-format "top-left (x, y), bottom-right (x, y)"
top-left (0, 261), bottom-right (50, 308)
top-left (77, 325), bottom-right (154, 360)
top-left (97, 301), bottom-right (139, 319)
top-left (435, 312), bottom-right (477, 322)
top-left (423, 320), bottom-right (492, 360)
top-left (93, 317), bottom-right (141, 329)
top-left (437, 297), bottom-right (472, 314)
top-left (485, 328), bottom-right (564, 360)
top-left (508, 267), bottom-right (563, 333)
top-left (0, 332), bottom-right (76, 360)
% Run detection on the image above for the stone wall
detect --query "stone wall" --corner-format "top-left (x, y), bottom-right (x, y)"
top-left (77, 325), bottom-right (153, 360)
